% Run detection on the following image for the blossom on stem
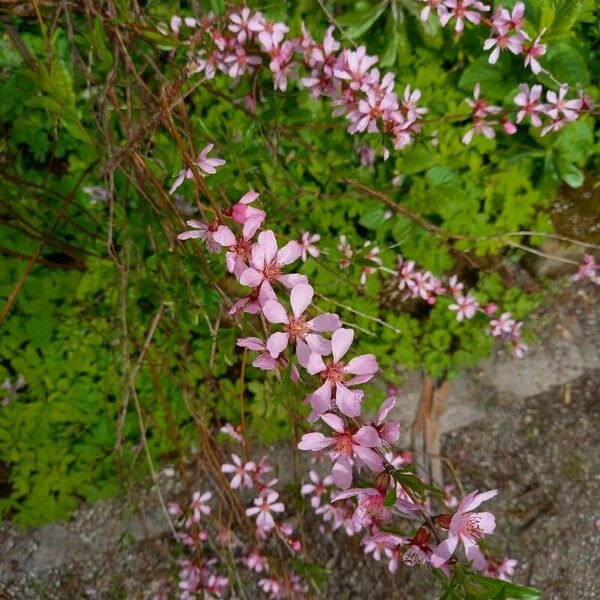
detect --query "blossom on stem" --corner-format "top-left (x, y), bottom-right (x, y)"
top-left (301, 470), bottom-right (333, 508)
top-left (514, 84), bottom-right (545, 127)
top-left (221, 454), bottom-right (256, 489)
top-left (523, 29), bottom-right (547, 74)
top-left (238, 230), bottom-right (307, 303)
top-left (262, 283), bottom-right (341, 358)
top-left (189, 490), bottom-right (212, 522)
top-left (246, 491), bottom-right (285, 530)
top-left (373, 396), bottom-right (401, 444)
top-left (299, 231), bottom-right (320, 261)
top-left (297, 412), bottom-right (383, 489)
top-left (439, 0), bottom-right (490, 33)
top-left (169, 144), bottom-right (226, 193)
top-left (303, 328), bottom-right (379, 419)
top-left (449, 293), bottom-right (480, 321)
top-left (431, 489), bottom-right (498, 570)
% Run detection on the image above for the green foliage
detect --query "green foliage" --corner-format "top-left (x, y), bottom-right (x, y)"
top-left (0, 0), bottom-right (597, 530)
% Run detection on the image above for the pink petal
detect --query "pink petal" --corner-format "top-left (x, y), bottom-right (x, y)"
top-left (309, 313), bottom-right (342, 332)
top-left (212, 225), bottom-right (237, 247)
top-left (305, 333), bottom-right (331, 355)
top-left (277, 273), bottom-right (308, 288)
top-left (321, 411), bottom-right (345, 433)
top-left (239, 268), bottom-right (263, 287)
top-left (277, 240), bottom-right (302, 265)
top-left (352, 425), bottom-right (381, 447)
top-left (332, 455), bottom-right (353, 489)
top-left (258, 230), bottom-right (278, 261)
top-left (377, 396), bottom-right (396, 425)
top-left (353, 446), bottom-right (383, 473)
top-left (240, 190), bottom-right (259, 205)
top-left (335, 383), bottom-right (363, 417)
top-left (431, 535), bottom-right (459, 567)
top-left (331, 328), bottom-right (354, 362)
top-left (345, 353), bottom-right (378, 376)
top-left (298, 432), bottom-right (334, 451)
top-left (177, 230), bottom-right (206, 240)
top-left (266, 331), bottom-right (290, 358)
top-left (290, 283), bottom-right (313, 318)
top-left (236, 337), bottom-right (266, 351)
top-left (262, 300), bottom-right (288, 324)
top-left (461, 489), bottom-right (498, 512)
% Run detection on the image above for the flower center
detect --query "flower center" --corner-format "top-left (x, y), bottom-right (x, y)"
top-left (285, 315), bottom-right (309, 339)
top-left (263, 259), bottom-right (281, 281)
top-left (322, 360), bottom-right (346, 383)
top-left (334, 432), bottom-right (354, 456)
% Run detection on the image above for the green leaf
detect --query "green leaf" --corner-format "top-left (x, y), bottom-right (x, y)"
top-left (458, 57), bottom-right (517, 101)
top-left (337, 0), bottom-right (389, 39)
top-left (543, 42), bottom-right (590, 86)
top-left (383, 486), bottom-right (397, 507)
top-left (557, 161), bottom-right (584, 188)
top-left (550, 0), bottom-right (583, 34)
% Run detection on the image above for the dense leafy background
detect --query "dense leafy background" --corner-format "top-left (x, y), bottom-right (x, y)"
top-left (0, 0), bottom-right (598, 524)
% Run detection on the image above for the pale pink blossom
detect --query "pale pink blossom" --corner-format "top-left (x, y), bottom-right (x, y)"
top-left (373, 396), bottom-right (401, 444)
top-left (236, 336), bottom-right (298, 380)
top-left (262, 283), bottom-right (341, 358)
top-left (224, 46), bottom-right (262, 78)
top-left (484, 556), bottom-right (518, 581)
top-left (490, 312), bottom-right (516, 337)
top-left (238, 230), bottom-right (307, 303)
top-left (337, 235), bottom-right (353, 268)
top-left (572, 254), bottom-right (599, 283)
top-left (301, 470), bottom-right (333, 508)
top-left (190, 490), bottom-right (212, 522)
top-left (523, 29), bottom-right (547, 74)
top-left (303, 328), bottom-right (379, 419)
top-left (447, 274), bottom-right (464, 296)
top-left (213, 219), bottom-right (261, 277)
top-left (420, 0), bottom-right (448, 22)
top-left (431, 489), bottom-right (498, 570)
top-left (226, 190), bottom-right (266, 227)
top-left (333, 46), bottom-right (378, 91)
top-left (439, 0), bottom-right (490, 33)
top-left (299, 231), bottom-right (320, 261)
top-left (546, 85), bottom-right (581, 122)
top-left (332, 486), bottom-right (391, 528)
top-left (514, 84), bottom-right (545, 127)
top-left (246, 491), bottom-right (285, 529)
top-left (298, 412), bottom-right (383, 489)
top-left (169, 144), bottom-right (226, 193)
top-left (243, 550), bottom-right (269, 573)
top-left (449, 293), bottom-right (480, 320)
top-left (221, 454), bottom-right (256, 489)
top-left (483, 29), bottom-right (525, 64)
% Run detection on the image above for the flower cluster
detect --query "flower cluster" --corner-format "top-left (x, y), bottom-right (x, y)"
top-left (463, 82), bottom-right (593, 144)
top-left (164, 4), bottom-right (594, 160)
top-left (175, 180), bottom-right (509, 579)
top-left (164, 7), bottom-right (428, 155)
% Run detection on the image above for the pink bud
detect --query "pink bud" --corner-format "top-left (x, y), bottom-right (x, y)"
top-left (502, 118), bottom-right (517, 135)
top-left (484, 303), bottom-right (498, 316)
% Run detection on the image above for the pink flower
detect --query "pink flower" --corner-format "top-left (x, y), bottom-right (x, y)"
top-left (373, 396), bottom-right (401, 444)
top-left (449, 293), bottom-right (480, 320)
top-left (298, 412), bottom-right (383, 489)
top-left (494, 2), bottom-right (526, 31)
top-left (299, 231), bottom-right (320, 262)
top-left (514, 84), bottom-right (545, 127)
top-left (190, 490), bottom-right (212, 522)
top-left (483, 29), bottom-right (525, 64)
top-left (220, 423), bottom-right (243, 443)
top-left (213, 220), bottom-right (261, 277)
top-left (238, 230), bottom-right (307, 303)
top-left (447, 274), bottom-right (464, 296)
top-left (489, 312), bottom-right (516, 337)
top-left (431, 489), bottom-right (498, 570)
top-left (439, 0), bottom-right (490, 33)
top-left (331, 486), bottom-right (391, 529)
top-left (420, 0), bottom-right (448, 22)
top-left (333, 46), bottom-right (379, 91)
top-left (243, 550), bottom-right (269, 573)
top-left (246, 491), bottom-right (285, 529)
top-left (228, 6), bottom-right (259, 43)
top-left (466, 84), bottom-right (502, 118)
top-left (546, 85), bottom-right (580, 122)
top-left (523, 29), bottom-right (547, 74)
top-left (572, 254), bottom-right (599, 283)
top-left (301, 470), bottom-right (333, 508)
top-left (224, 47), bottom-right (262, 78)
top-left (357, 145), bottom-right (376, 167)
top-left (221, 454), bottom-right (256, 489)
top-left (236, 336), bottom-right (298, 380)
top-left (484, 556), bottom-right (518, 581)
top-left (262, 283), bottom-right (341, 359)
top-left (249, 16), bottom-right (289, 49)
top-left (169, 144), bottom-right (226, 193)
top-left (337, 235), bottom-right (353, 268)
top-left (303, 328), bottom-right (379, 419)
top-left (225, 190), bottom-right (266, 227)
